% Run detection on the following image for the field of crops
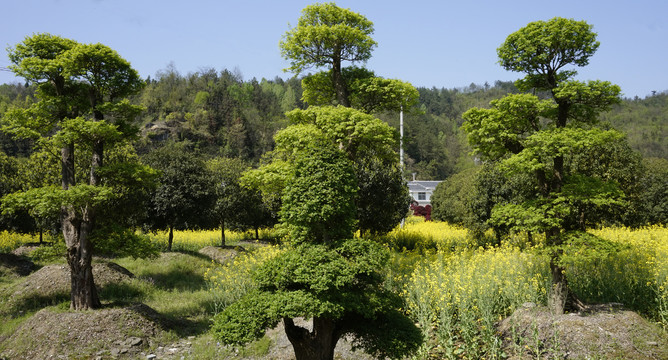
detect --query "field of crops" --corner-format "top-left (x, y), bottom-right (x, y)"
top-left (0, 228), bottom-right (273, 254)
top-left (392, 220), bottom-right (668, 357)
top-left (2, 220), bottom-right (666, 358)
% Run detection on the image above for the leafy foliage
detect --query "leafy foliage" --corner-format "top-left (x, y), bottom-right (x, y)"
top-left (212, 238), bottom-right (422, 359)
top-left (280, 2), bottom-right (376, 74)
top-left (634, 157), bottom-right (668, 225)
top-left (279, 145), bottom-right (358, 243)
top-left (498, 17), bottom-right (599, 91)
top-left (301, 66), bottom-right (419, 113)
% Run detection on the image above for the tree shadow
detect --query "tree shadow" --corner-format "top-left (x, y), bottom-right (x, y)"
top-left (0, 291), bottom-right (70, 318)
top-left (139, 268), bottom-right (207, 291)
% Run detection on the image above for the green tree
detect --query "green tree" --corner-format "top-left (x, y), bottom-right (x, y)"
top-left (635, 157), bottom-right (668, 225)
top-left (212, 145), bottom-right (421, 360)
top-left (1, 33), bottom-right (144, 310)
top-left (280, 2), bottom-right (376, 106)
top-left (0, 150), bottom-right (28, 233)
top-left (464, 18), bottom-right (627, 313)
top-left (207, 157), bottom-right (275, 246)
top-left (143, 143), bottom-right (214, 251)
top-left (431, 167), bottom-right (479, 226)
top-left (251, 105), bottom-right (408, 236)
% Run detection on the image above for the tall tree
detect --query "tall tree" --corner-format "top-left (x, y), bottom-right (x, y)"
top-left (280, 2), bottom-right (376, 106)
top-left (212, 143), bottom-right (421, 360)
top-left (463, 18), bottom-right (626, 313)
top-left (207, 157), bottom-right (275, 246)
top-left (1, 34), bottom-right (144, 310)
top-left (143, 143), bottom-right (214, 251)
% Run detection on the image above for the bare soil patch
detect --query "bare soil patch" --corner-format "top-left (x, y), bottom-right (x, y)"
top-left (498, 303), bottom-right (668, 359)
top-left (198, 245), bottom-right (245, 264)
top-left (10, 244), bottom-right (43, 257)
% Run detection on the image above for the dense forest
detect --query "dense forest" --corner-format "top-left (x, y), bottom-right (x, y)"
top-left (2, 71), bottom-right (665, 181)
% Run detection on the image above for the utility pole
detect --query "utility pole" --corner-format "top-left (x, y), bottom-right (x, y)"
top-left (399, 104), bottom-right (405, 229)
top-left (399, 104), bottom-right (404, 171)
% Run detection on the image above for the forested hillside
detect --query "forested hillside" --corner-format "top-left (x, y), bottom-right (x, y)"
top-left (1, 72), bottom-right (666, 180)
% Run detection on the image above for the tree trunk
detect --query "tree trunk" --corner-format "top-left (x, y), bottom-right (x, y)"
top-left (548, 249), bottom-right (568, 314)
top-left (168, 225), bottom-right (174, 252)
top-left (62, 143), bottom-right (75, 190)
top-left (64, 206), bottom-right (101, 310)
top-left (547, 230), bottom-right (587, 314)
top-left (331, 56), bottom-right (350, 107)
top-left (61, 143), bottom-right (101, 310)
top-left (284, 317), bottom-right (339, 360)
top-left (221, 219), bottom-right (226, 247)
top-left (90, 140), bottom-right (103, 186)
top-left (255, 227), bottom-right (259, 241)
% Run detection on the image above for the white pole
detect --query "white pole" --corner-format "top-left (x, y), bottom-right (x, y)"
top-left (400, 105), bottom-right (405, 229)
top-left (399, 105), bottom-right (404, 171)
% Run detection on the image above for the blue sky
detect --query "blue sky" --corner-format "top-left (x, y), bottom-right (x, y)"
top-left (1, 0), bottom-right (666, 98)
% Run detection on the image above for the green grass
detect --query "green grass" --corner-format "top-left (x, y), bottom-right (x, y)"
top-left (112, 252), bottom-right (216, 336)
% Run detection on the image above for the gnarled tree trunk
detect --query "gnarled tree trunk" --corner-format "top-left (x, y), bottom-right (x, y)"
top-left (284, 317), bottom-right (340, 360)
top-left (61, 143), bottom-right (101, 310)
top-left (63, 206), bottom-right (100, 310)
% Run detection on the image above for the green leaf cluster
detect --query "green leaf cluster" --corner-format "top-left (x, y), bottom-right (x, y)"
top-left (498, 17), bottom-right (599, 90)
top-left (285, 105), bottom-right (398, 162)
top-left (279, 145), bottom-right (357, 243)
top-left (280, 3), bottom-right (376, 74)
top-left (2, 184), bottom-right (114, 218)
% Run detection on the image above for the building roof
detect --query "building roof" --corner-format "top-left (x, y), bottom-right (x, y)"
top-left (407, 180), bottom-right (442, 192)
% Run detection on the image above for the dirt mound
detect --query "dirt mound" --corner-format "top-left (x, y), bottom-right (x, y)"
top-left (11, 244), bottom-right (43, 257)
top-left (498, 303), bottom-right (668, 359)
top-left (0, 303), bottom-right (169, 359)
top-left (0, 253), bottom-right (37, 278)
top-left (198, 245), bottom-right (245, 264)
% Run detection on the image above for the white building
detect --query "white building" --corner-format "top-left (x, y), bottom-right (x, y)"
top-left (407, 180), bottom-right (441, 207)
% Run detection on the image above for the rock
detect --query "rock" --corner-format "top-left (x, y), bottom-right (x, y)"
top-left (146, 355), bottom-right (157, 360)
